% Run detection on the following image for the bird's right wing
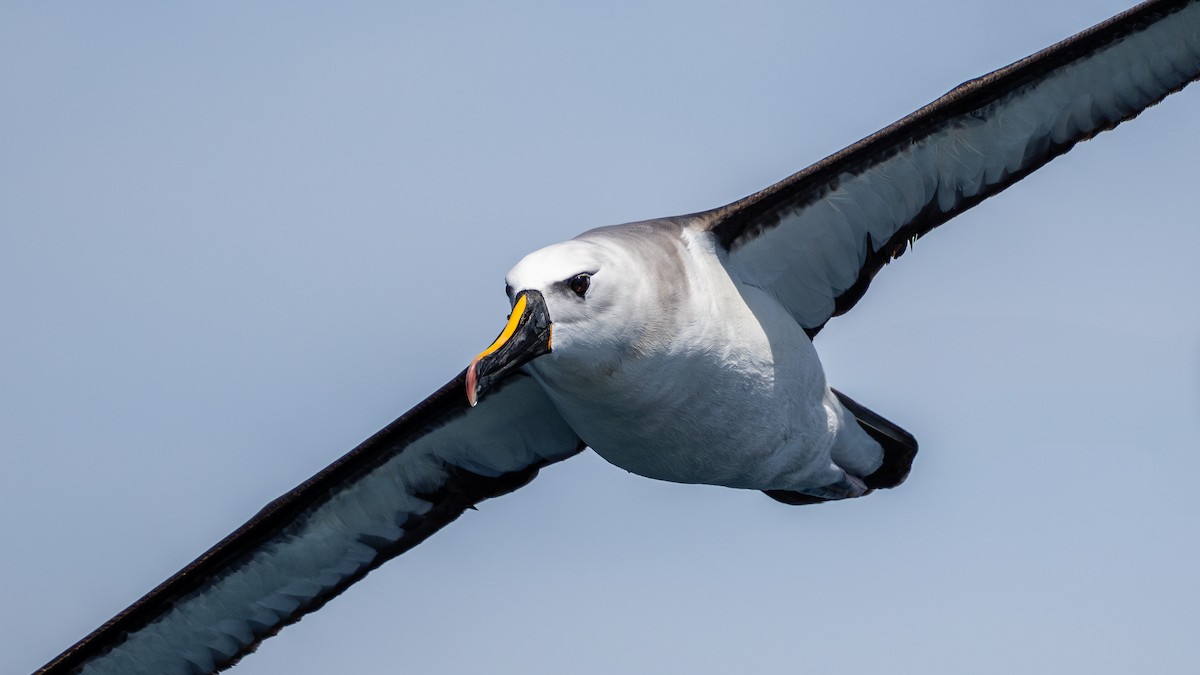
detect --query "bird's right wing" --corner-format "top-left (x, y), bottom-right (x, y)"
top-left (38, 371), bottom-right (584, 675)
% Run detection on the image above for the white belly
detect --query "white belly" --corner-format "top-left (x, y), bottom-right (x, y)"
top-left (530, 279), bottom-right (843, 492)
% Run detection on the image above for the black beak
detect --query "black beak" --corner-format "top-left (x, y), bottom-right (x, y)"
top-left (466, 289), bottom-right (552, 406)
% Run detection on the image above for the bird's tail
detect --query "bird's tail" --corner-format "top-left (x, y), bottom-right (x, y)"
top-left (831, 388), bottom-right (917, 490)
top-left (763, 390), bottom-right (917, 506)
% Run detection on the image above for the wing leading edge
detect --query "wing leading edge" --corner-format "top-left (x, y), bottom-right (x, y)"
top-left (37, 373), bottom-right (583, 675)
top-left (705, 0), bottom-right (1200, 335)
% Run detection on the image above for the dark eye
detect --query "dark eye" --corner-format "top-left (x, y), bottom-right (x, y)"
top-left (505, 283), bottom-right (514, 299)
top-left (567, 273), bottom-right (590, 297)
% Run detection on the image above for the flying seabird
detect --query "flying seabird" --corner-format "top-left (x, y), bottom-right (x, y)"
top-left (31, 1), bottom-right (1200, 673)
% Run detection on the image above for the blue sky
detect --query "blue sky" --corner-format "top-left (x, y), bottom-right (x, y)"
top-left (3, 1), bottom-right (1198, 673)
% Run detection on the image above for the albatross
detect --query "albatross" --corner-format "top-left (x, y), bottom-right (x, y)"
top-left (31, 1), bottom-right (1200, 673)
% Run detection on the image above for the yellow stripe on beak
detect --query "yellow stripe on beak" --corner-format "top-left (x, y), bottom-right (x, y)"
top-left (466, 290), bottom-right (552, 407)
top-left (473, 293), bottom-right (528, 362)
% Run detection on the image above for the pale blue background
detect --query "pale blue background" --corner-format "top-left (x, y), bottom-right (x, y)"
top-left (3, 1), bottom-right (1198, 673)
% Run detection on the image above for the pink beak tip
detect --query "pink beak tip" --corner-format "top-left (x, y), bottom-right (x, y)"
top-left (465, 360), bottom-right (480, 407)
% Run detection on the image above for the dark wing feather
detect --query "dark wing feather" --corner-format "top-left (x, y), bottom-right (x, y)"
top-left (704, 0), bottom-right (1200, 336)
top-left (37, 373), bottom-right (583, 675)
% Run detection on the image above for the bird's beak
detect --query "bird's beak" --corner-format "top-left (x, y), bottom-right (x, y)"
top-left (466, 289), bottom-right (553, 406)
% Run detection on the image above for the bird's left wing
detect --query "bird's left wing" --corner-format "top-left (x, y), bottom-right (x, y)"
top-left (37, 372), bottom-right (583, 675)
top-left (701, 0), bottom-right (1200, 336)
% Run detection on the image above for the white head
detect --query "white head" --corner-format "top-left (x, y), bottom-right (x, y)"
top-left (507, 224), bottom-right (689, 369)
top-left (465, 222), bottom-right (690, 405)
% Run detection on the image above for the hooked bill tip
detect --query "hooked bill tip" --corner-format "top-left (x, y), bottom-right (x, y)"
top-left (465, 359), bottom-right (480, 407)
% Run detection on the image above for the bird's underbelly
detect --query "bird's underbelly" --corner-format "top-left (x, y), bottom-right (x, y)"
top-left (585, 393), bottom-right (836, 490)
top-left (533, 332), bottom-right (839, 491)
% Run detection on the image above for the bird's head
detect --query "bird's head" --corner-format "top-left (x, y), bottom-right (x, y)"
top-left (466, 225), bottom-right (683, 406)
